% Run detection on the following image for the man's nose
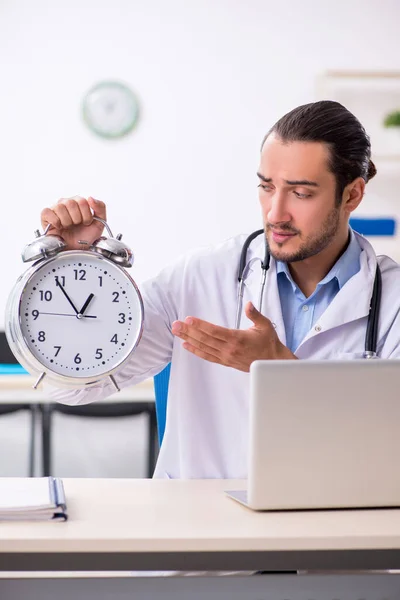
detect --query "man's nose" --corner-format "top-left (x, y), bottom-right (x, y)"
top-left (267, 193), bottom-right (291, 225)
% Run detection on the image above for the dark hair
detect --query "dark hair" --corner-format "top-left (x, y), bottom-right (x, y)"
top-left (263, 100), bottom-right (377, 205)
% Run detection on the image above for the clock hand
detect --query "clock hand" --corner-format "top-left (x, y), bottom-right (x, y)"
top-left (56, 282), bottom-right (79, 314)
top-left (38, 311), bottom-right (97, 318)
top-left (79, 293), bottom-right (95, 316)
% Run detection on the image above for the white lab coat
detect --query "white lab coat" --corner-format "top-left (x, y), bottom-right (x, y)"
top-left (51, 231), bottom-right (400, 479)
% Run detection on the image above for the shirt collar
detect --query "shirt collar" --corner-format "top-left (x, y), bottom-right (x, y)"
top-left (276, 228), bottom-right (361, 292)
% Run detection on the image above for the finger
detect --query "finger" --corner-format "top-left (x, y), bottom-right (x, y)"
top-left (58, 195), bottom-right (86, 204)
top-left (182, 342), bottom-right (222, 365)
top-left (51, 203), bottom-right (74, 229)
top-left (41, 207), bottom-right (62, 232)
top-left (172, 320), bottom-right (227, 352)
top-left (181, 331), bottom-right (225, 356)
top-left (60, 198), bottom-right (86, 226)
top-left (88, 197), bottom-right (107, 221)
top-left (76, 198), bottom-right (94, 226)
top-left (182, 317), bottom-right (233, 343)
top-left (245, 301), bottom-right (273, 328)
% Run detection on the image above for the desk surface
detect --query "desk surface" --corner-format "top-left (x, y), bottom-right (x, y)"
top-left (1, 479), bottom-right (400, 572)
top-left (0, 376), bottom-right (154, 403)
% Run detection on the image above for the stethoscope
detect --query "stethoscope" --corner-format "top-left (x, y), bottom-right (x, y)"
top-left (236, 229), bottom-right (382, 358)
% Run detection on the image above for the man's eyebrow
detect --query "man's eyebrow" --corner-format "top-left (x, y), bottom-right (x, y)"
top-left (285, 179), bottom-right (319, 187)
top-left (256, 173), bottom-right (319, 187)
top-left (256, 172), bottom-right (271, 183)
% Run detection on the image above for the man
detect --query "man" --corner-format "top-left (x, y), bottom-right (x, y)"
top-left (42, 100), bottom-right (400, 479)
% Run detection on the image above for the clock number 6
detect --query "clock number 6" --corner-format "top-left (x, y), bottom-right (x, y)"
top-left (74, 353), bottom-right (82, 364)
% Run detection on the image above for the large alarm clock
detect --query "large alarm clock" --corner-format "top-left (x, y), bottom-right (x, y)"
top-left (6, 218), bottom-right (144, 390)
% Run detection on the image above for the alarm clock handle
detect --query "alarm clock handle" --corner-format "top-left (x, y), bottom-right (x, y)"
top-left (92, 217), bottom-right (114, 237)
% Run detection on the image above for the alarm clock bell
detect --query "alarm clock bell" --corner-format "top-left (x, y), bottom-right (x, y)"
top-left (22, 217), bottom-right (133, 268)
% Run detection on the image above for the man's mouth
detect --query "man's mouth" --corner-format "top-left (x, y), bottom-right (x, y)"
top-left (270, 230), bottom-right (297, 243)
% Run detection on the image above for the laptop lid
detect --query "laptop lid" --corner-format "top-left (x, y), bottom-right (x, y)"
top-left (247, 359), bottom-right (400, 510)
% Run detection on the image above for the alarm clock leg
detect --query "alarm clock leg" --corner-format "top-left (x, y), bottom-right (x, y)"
top-left (33, 372), bottom-right (46, 390)
top-left (109, 374), bottom-right (120, 392)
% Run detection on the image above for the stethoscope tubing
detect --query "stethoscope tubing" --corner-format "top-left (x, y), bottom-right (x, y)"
top-left (236, 230), bottom-right (381, 358)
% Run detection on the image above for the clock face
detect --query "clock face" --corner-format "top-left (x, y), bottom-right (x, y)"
top-left (82, 81), bottom-right (139, 139)
top-left (19, 252), bottom-right (143, 378)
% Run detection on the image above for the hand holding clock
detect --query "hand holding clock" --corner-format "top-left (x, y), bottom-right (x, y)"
top-left (41, 196), bottom-right (107, 250)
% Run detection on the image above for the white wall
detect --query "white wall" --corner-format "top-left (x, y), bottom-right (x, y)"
top-left (1, 0), bottom-right (400, 329)
top-left (1, 0), bottom-right (400, 478)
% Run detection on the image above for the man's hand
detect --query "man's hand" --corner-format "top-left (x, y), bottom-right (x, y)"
top-left (171, 301), bottom-right (296, 372)
top-left (40, 196), bottom-right (106, 250)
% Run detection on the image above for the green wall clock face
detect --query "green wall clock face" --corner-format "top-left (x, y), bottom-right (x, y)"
top-left (82, 81), bottom-right (139, 139)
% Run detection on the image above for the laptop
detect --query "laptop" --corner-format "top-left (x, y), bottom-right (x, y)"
top-left (226, 359), bottom-right (400, 511)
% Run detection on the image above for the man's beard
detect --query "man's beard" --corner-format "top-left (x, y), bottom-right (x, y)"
top-left (265, 205), bottom-right (341, 263)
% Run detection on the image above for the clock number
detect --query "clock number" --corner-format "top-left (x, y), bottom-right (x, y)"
top-left (55, 275), bottom-right (66, 286)
top-left (32, 310), bottom-right (39, 320)
top-left (95, 348), bottom-right (103, 359)
top-left (38, 331), bottom-right (46, 342)
top-left (39, 290), bottom-right (52, 302)
top-left (74, 269), bottom-right (86, 281)
top-left (112, 292), bottom-right (119, 303)
top-left (54, 346), bottom-right (61, 357)
top-left (118, 313), bottom-right (126, 324)
top-left (110, 334), bottom-right (118, 344)
top-left (98, 276), bottom-right (103, 287)
top-left (74, 353), bottom-right (82, 364)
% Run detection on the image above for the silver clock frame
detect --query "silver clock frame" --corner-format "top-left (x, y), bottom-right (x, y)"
top-left (6, 246), bottom-right (144, 390)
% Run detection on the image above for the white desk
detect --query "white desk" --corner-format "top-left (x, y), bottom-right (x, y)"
top-left (1, 479), bottom-right (400, 599)
top-left (1, 478), bottom-right (400, 572)
top-left (0, 375), bottom-right (155, 404)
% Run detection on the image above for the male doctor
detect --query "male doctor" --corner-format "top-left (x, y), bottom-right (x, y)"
top-left (42, 100), bottom-right (400, 479)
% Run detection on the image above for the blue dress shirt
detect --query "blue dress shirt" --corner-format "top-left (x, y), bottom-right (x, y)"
top-left (276, 229), bottom-right (362, 353)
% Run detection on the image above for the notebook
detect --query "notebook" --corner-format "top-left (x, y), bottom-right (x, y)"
top-left (0, 477), bottom-right (67, 521)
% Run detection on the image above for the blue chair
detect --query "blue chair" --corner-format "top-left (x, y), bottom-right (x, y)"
top-left (153, 363), bottom-right (171, 446)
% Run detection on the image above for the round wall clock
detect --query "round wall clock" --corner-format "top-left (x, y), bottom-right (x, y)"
top-left (82, 81), bottom-right (140, 139)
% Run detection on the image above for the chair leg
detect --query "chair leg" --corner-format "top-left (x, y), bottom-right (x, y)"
top-left (28, 405), bottom-right (37, 477)
top-left (41, 404), bottom-right (53, 476)
top-left (147, 406), bottom-right (159, 478)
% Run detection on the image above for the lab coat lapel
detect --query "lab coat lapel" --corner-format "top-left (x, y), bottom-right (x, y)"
top-left (297, 241), bottom-right (377, 350)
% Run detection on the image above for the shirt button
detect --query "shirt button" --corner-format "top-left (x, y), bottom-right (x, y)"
top-left (314, 325), bottom-right (322, 332)
top-left (302, 305), bottom-right (309, 312)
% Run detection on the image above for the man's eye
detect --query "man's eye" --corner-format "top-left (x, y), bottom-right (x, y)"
top-left (258, 184), bottom-right (273, 192)
top-left (293, 191), bottom-right (311, 199)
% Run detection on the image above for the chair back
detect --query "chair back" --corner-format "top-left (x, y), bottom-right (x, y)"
top-left (153, 363), bottom-right (171, 446)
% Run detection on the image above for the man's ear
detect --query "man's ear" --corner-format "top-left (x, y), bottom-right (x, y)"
top-left (342, 177), bottom-right (365, 214)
